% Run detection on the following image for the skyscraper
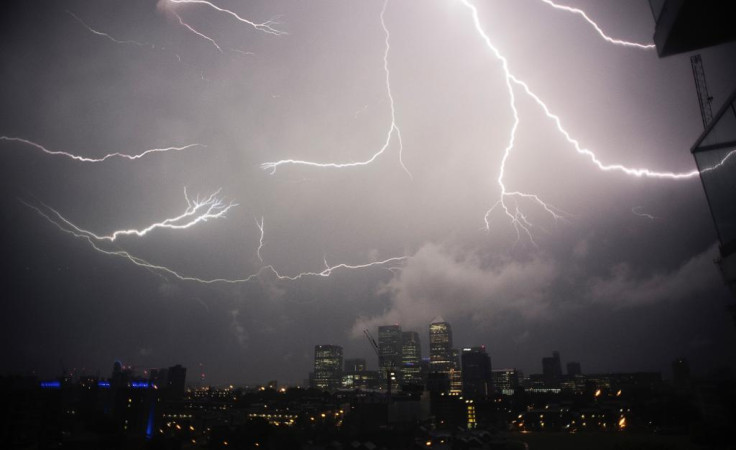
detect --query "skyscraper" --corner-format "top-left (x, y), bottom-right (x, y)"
top-left (429, 320), bottom-right (453, 374)
top-left (313, 345), bottom-right (343, 390)
top-left (166, 364), bottom-right (187, 401)
top-left (542, 351), bottom-right (562, 386)
top-left (401, 331), bottom-right (422, 386)
top-left (378, 325), bottom-right (402, 387)
top-left (461, 346), bottom-right (492, 398)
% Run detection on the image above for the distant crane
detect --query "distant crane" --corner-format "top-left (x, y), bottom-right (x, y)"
top-left (691, 54), bottom-right (714, 129)
top-left (363, 329), bottom-right (394, 402)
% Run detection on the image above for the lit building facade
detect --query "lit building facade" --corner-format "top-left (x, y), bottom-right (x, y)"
top-left (401, 331), bottom-right (422, 386)
top-left (312, 345), bottom-right (343, 391)
top-left (429, 321), bottom-right (453, 374)
top-left (492, 369), bottom-right (520, 395)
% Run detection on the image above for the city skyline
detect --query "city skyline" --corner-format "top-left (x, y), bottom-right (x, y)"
top-left (17, 320), bottom-right (684, 388)
top-left (2, 0), bottom-right (736, 386)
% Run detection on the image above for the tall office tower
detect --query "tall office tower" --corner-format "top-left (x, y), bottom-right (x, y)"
top-left (429, 320), bottom-right (453, 374)
top-left (378, 325), bottom-right (403, 387)
top-left (461, 346), bottom-right (492, 398)
top-left (344, 358), bottom-right (366, 372)
top-left (566, 361), bottom-right (582, 377)
top-left (401, 331), bottom-right (422, 386)
top-left (313, 345), bottom-right (343, 390)
top-left (542, 351), bottom-right (562, 386)
top-left (166, 365), bottom-right (187, 401)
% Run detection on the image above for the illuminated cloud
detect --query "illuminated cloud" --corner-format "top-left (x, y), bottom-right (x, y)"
top-left (352, 242), bottom-right (558, 334)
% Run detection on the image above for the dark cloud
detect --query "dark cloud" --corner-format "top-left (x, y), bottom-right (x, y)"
top-left (589, 243), bottom-right (722, 307)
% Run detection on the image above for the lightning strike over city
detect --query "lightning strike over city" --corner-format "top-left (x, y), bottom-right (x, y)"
top-left (3, 0), bottom-right (736, 414)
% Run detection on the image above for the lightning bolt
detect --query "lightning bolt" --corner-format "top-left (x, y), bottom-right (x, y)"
top-left (537, 0), bottom-right (655, 49)
top-left (456, 0), bottom-right (714, 243)
top-left (261, 0), bottom-right (412, 180)
top-left (631, 206), bottom-right (656, 220)
top-left (39, 188), bottom-right (235, 242)
top-left (699, 148), bottom-right (736, 174)
top-left (1, 137), bottom-right (203, 163)
top-left (24, 199), bottom-right (405, 284)
top-left (166, 0), bottom-right (285, 36)
top-left (256, 216), bottom-right (265, 262)
top-left (172, 11), bottom-right (223, 53)
top-left (67, 11), bottom-right (156, 48)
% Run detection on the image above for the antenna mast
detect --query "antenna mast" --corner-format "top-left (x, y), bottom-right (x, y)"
top-left (691, 54), bottom-right (714, 128)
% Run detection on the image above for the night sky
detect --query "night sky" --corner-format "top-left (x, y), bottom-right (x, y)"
top-left (2, 0), bottom-right (736, 386)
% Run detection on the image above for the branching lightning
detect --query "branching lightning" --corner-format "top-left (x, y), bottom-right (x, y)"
top-left (166, 0), bottom-right (285, 36)
top-left (24, 199), bottom-right (405, 285)
top-left (536, 0), bottom-right (655, 49)
top-left (40, 188), bottom-right (235, 242)
top-left (261, 0), bottom-right (412, 180)
top-left (456, 0), bottom-right (725, 243)
top-left (1, 137), bottom-right (203, 163)
top-left (18, 1), bottom-right (734, 287)
top-left (172, 11), bottom-right (223, 53)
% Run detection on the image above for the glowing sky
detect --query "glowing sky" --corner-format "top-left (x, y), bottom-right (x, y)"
top-left (2, 0), bottom-right (736, 384)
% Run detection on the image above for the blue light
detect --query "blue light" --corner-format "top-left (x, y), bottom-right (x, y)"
top-left (131, 381), bottom-right (150, 389)
top-left (146, 402), bottom-right (156, 440)
top-left (98, 381), bottom-right (111, 388)
top-left (40, 381), bottom-right (61, 389)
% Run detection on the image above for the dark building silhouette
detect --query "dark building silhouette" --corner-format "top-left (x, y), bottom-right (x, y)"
top-left (542, 351), bottom-right (562, 386)
top-left (461, 346), bottom-right (492, 399)
top-left (166, 364), bottom-right (186, 401)
top-left (650, 0), bottom-right (736, 57)
top-left (378, 325), bottom-right (402, 388)
top-left (650, 1), bottom-right (736, 307)
top-left (426, 372), bottom-right (450, 395)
